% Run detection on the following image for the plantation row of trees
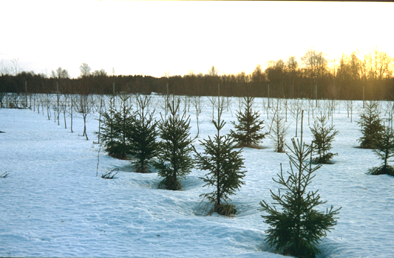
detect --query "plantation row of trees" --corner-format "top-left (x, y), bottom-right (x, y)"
top-left (98, 94), bottom-right (246, 210)
top-left (1, 48), bottom-right (394, 100)
top-left (95, 93), bottom-right (394, 257)
top-left (358, 101), bottom-right (394, 176)
top-left (95, 94), bottom-right (343, 258)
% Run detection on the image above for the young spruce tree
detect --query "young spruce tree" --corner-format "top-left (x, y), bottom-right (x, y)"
top-left (260, 112), bottom-right (340, 258)
top-left (310, 115), bottom-right (339, 164)
top-left (230, 96), bottom-right (267, 148)
top-left (99, 97), bottom-right (117, 156)
top-left (357, 101), bottom-right (384, 149)
top-left (195, 98), bottom-right (246, 215)
top-left (129, 95), bottom-right (158, 173)
top-left (99, 96), bottom-right (134, 159)
top-left (269, 102), bottom-right (289, 153)
top-left (368, 126), bottom-right (394, 176)
top-left (155, 99), bottom-right (194, 190)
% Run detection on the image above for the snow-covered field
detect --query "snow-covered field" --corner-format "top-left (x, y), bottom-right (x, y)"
top-left (1, 95), bottom-right (394, 257)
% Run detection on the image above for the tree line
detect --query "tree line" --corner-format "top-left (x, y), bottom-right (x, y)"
top-left (1, 47), bottom-right (393, 100)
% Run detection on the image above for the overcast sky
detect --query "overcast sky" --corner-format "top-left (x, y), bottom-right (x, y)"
top-left (1, 0), bottom-right (393, 78)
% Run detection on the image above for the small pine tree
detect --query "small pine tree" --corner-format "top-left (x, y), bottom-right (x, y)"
top-left (99, 96), bottom-right (134, 159)
top-left (357, 101), bottom-right (384, 149)
top-left (259, 117), bottom-right (340, 258)
top-left (368, 126), bottom-right (394, 176)
top-left (129, 95), bottom-right (158, 173)
top-left (230, 96), bottom-right (267, 148)
top-left (310, 115), bottom-right (339, 164)
top-left (155, 99), bottom-right (194, 190)
top-left (195, 98), bottom-right (246, 215)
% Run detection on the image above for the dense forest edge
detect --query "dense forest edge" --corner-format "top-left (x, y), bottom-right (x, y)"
top-left (1, 48), bottom-right (393, 101)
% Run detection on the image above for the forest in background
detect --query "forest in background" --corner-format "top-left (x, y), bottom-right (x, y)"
top-left (1, 48), bottom-right (393, 100)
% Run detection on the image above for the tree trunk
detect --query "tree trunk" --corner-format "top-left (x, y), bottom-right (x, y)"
top-left (71, 98), bottom-right (74, 133)
top-left (63, 108), bottom-right (67, 129)
top-left (83, 115), bottom-right (88, 140)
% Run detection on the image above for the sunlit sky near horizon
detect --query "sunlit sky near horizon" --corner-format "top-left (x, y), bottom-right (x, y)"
top-left (0, 0), bottom-right (393, 79)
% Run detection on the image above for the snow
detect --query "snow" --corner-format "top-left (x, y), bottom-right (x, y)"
top-left (1, 96), bottom-right (394, 257)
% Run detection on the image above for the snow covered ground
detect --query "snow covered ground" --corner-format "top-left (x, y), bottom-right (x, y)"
top-left (1, 95), bottom-right (394, 257)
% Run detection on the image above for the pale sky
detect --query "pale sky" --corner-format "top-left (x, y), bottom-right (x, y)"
top-left (0, 0), bottom-right (393, 78)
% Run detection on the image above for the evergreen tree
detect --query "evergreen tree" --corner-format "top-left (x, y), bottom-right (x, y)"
top-left (195, 98), bottom-right (246, 215)
top-left (357, 101), bottom-right (384, 149)
top-left (368, 126), bottom-right (394, 176)
top-left (155, 99), bottom-right (194, 190)
top-left (129, 95), bottom-right (158, 173)
top-left (99, 97), bottom-right (117, 156)
top-left (310, 115), bottom-right (339, 164)
top-left (260, 121), bottom-right (340, 258)
top-left (230, 96), bottom-right (267, 148)
top-left (98, 96), bottom-right (134, 159)
top-left (113, 95), bottom-right (134, 158)
top-left (269, 105), bottom-right (289, 153)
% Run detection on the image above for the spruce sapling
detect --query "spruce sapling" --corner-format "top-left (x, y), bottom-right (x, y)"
top-left (98, 97), bottom-right (118, 157)
top-left (357, 101), bottom-right (384, 149)
top-left (269, 100), bottom-right (289, 153)
top-left (368, 126), bottom-right (394, 176)
top-left (98, 96), bottom-right (134, 159)
top-left (195, 97), bottom-right (246, 215)
top-left (129, 95), bottom-right (158, 173)
top-left (114, 94), bottom-right (134, 158)
top-left (230, 96), bottom-right (267, 148)
top-left (155, 99), bottom-right (194, 190)
top-left (310, 115), bottom-right (339, 164)
top-left (259, 111), bottom-right (341, 258)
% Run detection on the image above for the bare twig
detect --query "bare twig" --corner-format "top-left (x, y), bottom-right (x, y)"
top-left (101, 168), bottom-right (119, 179)
top-left (96, 145), bottom-right (101, 177)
